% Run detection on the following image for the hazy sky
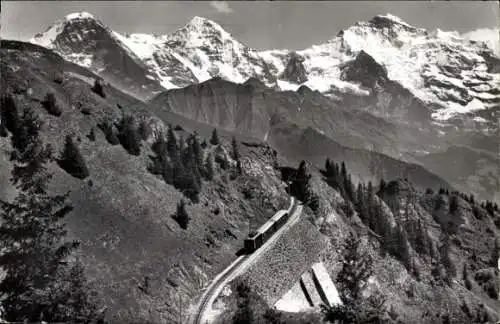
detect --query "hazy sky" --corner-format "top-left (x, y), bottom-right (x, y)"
top-left (2, 1), bottom-right (499, 50)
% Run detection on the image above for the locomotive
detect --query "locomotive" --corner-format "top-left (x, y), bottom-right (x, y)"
top-left (244, 198), bottom-right (296, 253)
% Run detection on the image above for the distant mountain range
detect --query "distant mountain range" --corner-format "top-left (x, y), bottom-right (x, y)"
top-left (31, 12), bottom-right (499, 125)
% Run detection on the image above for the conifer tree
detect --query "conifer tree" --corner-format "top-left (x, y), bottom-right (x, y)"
top-left (231, 136), bottom-right (240, 161)
top-left (413, 220), bottom-right (431, 257)
top-left (149, 135), bottom-right (167, 176)
top-left (173, 199), bottom-right (189, 230)
top-left (137, 119), bottom-right (151, 141)
top-left (346, 174), bottom-right (354, 202)
top-left (236, 160), bottom-right (243, 175)
top-left (173, 156), bottom-right (188, 189)
top-left (186, 140), bottom-right (202, 187)
top-left (0, 108), bottom-right (99, 322)
top-left (87, 127), bottom-right (96, 142)
top-left (162, 159), bottom-right (174, 185)
top-left (449, 195), bottom-right (459, 214)
top-left (42, 92), bottom-right (62, 116)
top-left (58, 135), bottom-right (90, 179)
top-left (337, 234), bottom-right (373, 301)
top-left (490, 238), bottom-right (499, 268)
top-left (1, 94), bottom-right (20, 135)
top-left (152, 134), bottom-right (167, 158)
top-left (291, 160), bottom-right (312, 204)
top-left (210, 128), bottom-right (219, 145)
top-left (384, 226), bottom-right (412, 271)
top-left (356, 183), bottom-right (367, 222)
top-left (166, 126), bottom-right (177, 157)
top-left (98, 119), bottom-right (120, 145)
top-left (233, 282), bottom-right (254, 324)
top-left (291, 161), bottom-right (319, 212)
top-left (440, 235), bottom-right (456, 285)
top-left (324, 158), bottom-right (332, 175)
top-left (91, 79), bottom-right (105, 98)
top-left (338, 162), bottom-right (354, 202)
top-left (204, 153), bottom-right (215, 181)
top-left (463, 263), bottom-right (472, 290)
top-left (374, 202), bottom-right (391, 243)
top-left (10, 108), bottom-right (53, 192)
top-left (0, 119), bottom-right (7, 137)
top-left (192, 133), bottom-right (204, 170)
top-left (341, 161), bottom-right (347, 183)
top-left (117, 115), bottom-right (141, 156)
top-left (378, 178), bottom-right (386, 196)
top-left (322, 233), bottom-right (386, 324)
top-left (323, 158), bottom-right (339, 190)
top-left (178, 135), bottom-right (186, 152)
top-left (0, 96), bottom-right (10, 136)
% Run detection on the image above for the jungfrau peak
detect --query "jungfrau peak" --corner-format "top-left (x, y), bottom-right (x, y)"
top-left (262, 13), bottom-right (500, 122)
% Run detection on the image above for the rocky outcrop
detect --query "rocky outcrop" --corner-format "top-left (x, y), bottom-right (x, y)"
top-left (281, 52), bottom-right (308, 84)
top-left (341, 50), bottom-right (388, 89)
top-left (341, 50), bottom-right (431, 125)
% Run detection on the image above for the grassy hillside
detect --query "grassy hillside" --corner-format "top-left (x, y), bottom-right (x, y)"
top-left (1, 40), bottom-right (290, 323)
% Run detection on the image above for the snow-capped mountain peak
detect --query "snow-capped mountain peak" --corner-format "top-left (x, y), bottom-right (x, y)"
top-left (31, 12), bottom-right (104, 48)
top-left (185, 16), bottom-right (225, 31)
top-left (65, 11), bottom-right (96, 21)
top-left (374, 13), bottom-right (413, 27)
top-left (260, 14), bottom-right (499, 122)
top-left (163, 16), bottom-right (276, 85)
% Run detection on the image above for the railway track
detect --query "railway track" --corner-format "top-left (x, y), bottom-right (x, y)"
top-left (192, 255), bottom-right (249, 324)
top-left (191, 197), bottom-right (300, 324)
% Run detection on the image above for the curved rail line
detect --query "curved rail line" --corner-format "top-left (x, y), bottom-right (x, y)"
top-left (192, 255), bottom-right (248, 324)
top-left (192, 197), bottom-right (299, 324)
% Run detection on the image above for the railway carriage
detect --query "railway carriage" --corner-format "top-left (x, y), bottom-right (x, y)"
top-left (244, 232), bottom-right (258, 252)
top-left (244, 208), bottom-right (292, 253)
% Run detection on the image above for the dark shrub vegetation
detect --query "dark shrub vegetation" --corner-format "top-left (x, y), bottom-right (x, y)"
top-left (57, 135), bottom-right (90, 179)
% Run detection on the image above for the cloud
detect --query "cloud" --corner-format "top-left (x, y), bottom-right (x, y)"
top-left (462, 28), bottom-right (500, 57)
top-left (210, 1), bottom-right (233, 14)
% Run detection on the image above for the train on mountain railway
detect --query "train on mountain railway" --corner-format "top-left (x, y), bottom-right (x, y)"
top-left (244, 209), bottom-right (290, 253)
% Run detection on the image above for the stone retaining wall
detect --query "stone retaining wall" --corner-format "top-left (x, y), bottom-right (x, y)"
top-left (240, 215), bottom-right (328, 306)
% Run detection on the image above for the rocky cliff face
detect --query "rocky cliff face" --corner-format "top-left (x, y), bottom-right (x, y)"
top-left (281, 52), bottom-right (308, 84)
top-left (340, 50), bottom-right (431, 125)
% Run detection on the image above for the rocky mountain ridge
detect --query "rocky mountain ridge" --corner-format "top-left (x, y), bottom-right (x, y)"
top-left (31, 12), bottom-right (500, 124)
